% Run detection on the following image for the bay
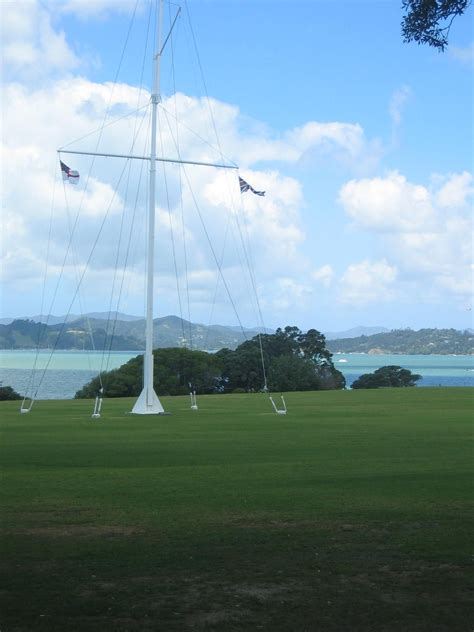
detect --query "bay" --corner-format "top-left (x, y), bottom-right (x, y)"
top-left (333, 353), bottom-right (474, 388)
top-left (0, 350), bottom-right (138, 400)
top-left (0, 350), bottom-right (473, 400)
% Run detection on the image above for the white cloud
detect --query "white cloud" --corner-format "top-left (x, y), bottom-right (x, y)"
top-left (1, 73), bottom-right (317, 322)
top-left (435, 171), bottom-right (473, 208)
top-left (339, 171), bottom-right (434, 232)
top-left (270, 278), bottom-right (313, 311)
top-left (449, 43), bottom-right (474, 64)
top-left (282, 121), bottom-right (383, 174)
top-left (1, 1), bottom-right (80, 79)
top-left (312, 265), bottom-right (334, 288)
top-left (58, 0), bottom-right (139, 19)
top-left (389, 85), bottom-right (411, 146)
top-left (168, 96), bottom-right (382, 174)
top-left (389, 85), bottom-right (411, 127)
top-left (338, 259), bottom-right (398, 305)
top-left (287, 121), bottom-right (365, 157)
top-left (338, 171), bottom-right (474, 303)
top-left (3, 1), bottom-right (469, 325)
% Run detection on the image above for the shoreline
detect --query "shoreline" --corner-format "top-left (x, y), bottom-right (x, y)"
top-left (2, 348), bottom-right (473, 357)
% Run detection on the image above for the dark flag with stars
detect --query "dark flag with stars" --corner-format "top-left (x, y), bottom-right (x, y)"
top-left (239, 176), bottom-right (265, 196)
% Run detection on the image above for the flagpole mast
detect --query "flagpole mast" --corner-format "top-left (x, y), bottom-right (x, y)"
top-left (54, 2), bottom-right (241, 419)
top-left (132, 0), bottom-right (165, 415)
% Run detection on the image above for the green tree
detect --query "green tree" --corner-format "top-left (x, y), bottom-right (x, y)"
top-left (75, 326), bottom-right (346, 398)
top-left (267, 355), bottom-right (320, 392)
top-left (298, 328), bottom-right (331, 364)
top-left (217, 326), bottom-right (345, 393)
top-left (351, 365), bottom-right (422, 389)
top-left (402, 0), bottom-right (471, 50)
top-left (215, 345), bottom-right (264, 392)
top-left (0, 385), bottom-right (22, 400)
top-left (75, 348), bottom-right (222, 398)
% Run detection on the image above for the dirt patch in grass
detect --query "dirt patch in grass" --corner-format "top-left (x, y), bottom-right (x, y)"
top-left (10, 524), bottom-right (144, 538)
top-left (379, 561), bottom-right (468, 582)
top-left (2, 559), bottom-right (471, 631)
top-left (186, 607), bottom-right (251, 627)
top-left (220, 512), bottom-right (319, 530)
top-left (231, 581), bottom-right (300, 603)
top-left (180, 580), bottom-right (299, 629)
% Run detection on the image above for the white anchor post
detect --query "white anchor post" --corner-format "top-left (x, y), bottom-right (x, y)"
top-left (132, 0), bottom-right (165, 415)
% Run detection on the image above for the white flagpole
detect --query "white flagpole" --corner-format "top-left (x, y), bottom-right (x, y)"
top-left (55, 0), bottom-right (238, 416)
top-left (132, 0), bottom-right (165, 414)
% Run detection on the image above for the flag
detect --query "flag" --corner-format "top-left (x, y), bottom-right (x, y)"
top-left (60, 160), bottom-right (80, 185)
top-left (239, 176), bottom-right (265, 196)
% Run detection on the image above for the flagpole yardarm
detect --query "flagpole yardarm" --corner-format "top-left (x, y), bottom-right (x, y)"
top-left (58, 149), bottom-right (237, 171)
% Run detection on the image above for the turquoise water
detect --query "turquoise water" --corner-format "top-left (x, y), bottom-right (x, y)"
top-left (0, 350), bottom-right (137, 371)
top-left (333, 353), bottom-right (474, 388)
top-left (0, 350), bottom-right (473, 399)
top-left (0, 350), bottom-right (137, 400)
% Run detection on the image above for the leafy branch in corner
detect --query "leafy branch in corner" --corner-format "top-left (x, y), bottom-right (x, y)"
top-left (401, 0), bottom-right (471, 50)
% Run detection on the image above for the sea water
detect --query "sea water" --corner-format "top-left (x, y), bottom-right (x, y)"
top-left (0, 349), bottom-right (473, 399)
top-left (333, 353), bottom-right (474, 388)
top-left (0, 350), bottom-right (138, 400)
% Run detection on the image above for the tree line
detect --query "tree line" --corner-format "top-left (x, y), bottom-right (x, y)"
top-left (75, 326), bottom-right (346, 398)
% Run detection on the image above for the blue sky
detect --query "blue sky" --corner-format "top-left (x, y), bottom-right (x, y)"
top-left (1, 0), bottom-right (473, 333)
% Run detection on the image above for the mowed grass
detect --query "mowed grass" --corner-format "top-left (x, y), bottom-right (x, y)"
top-left (0, 388), bottom-right (472, 631)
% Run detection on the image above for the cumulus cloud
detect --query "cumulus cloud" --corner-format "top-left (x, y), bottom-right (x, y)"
top-left (4, 3), bottom-right (378, 325)
top-left (186, 114), bottom-right (383, 174)
top-left (0, 1), bottom-right (80, 80)
top-left (338, 171), bottom-right (473, 303)
top-left (270, 278), bottom-right (314, 311)
top-left (1, 69), bottom-right (315, 322)
top-left (281, 121), bottom-right (383, 174)
top-left (3, 0), bottom-right (469, 326)
top-left (339, 171), bottom-right (434, 232)
top-left (435, 171), bottom-right (473, 208)
top-left (162, 95), bottom-right (382, 174)
top-left (338, 259), bottom-right (398, 306)
top-left (312, 265), bottom-right (334, 288)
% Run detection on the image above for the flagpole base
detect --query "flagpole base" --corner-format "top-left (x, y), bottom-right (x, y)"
top-left (131, 387), bottom-right (165, 415)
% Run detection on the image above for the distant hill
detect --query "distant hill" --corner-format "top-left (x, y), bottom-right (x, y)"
top-left (0, 311), bottom-right (143, 326)
top-left (327, 328), bottom-right (474, 355)
top-left (323, 326), bottom-right (389, 340)
top-left (0, 316), bottom-right (270, 351)
top-left (0, 319), bottom-right (142, 351)
top-left (2, 317), bottom-right (472, 355)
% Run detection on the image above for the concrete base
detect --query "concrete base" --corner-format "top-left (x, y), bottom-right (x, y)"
top-left (131, 387), bottom-right (165, 415)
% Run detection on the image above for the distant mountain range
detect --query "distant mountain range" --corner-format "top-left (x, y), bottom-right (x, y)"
top-left (0, 313), bottom-right (388, 341)
top-left (327, 328), bottom-right (473, 355)
top-left (323, 326), bottom-right (388, 340)
top-left (0, 315), bottom-right (472, 354)
top-left (0, 315), bottom-right (272, 352)
top-left (0, 311), bottom-right (142, 326)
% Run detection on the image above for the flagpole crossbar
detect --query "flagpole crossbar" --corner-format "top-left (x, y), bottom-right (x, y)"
top-left (57, 149), bottom-right (238, 170)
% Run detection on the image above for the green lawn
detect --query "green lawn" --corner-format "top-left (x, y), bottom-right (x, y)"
top-left (1, 388), bottom-right (472, 631)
